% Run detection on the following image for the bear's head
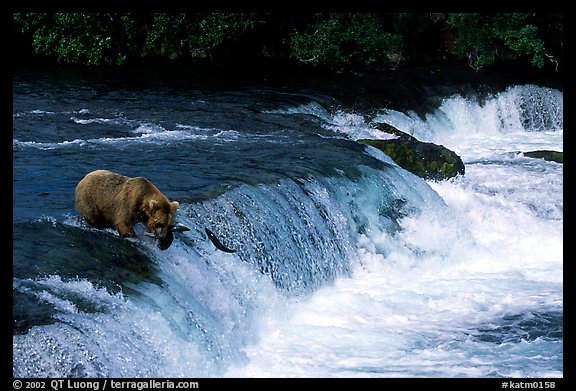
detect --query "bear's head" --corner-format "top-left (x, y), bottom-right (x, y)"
top-left (147, 198), bottom-right (180, 243)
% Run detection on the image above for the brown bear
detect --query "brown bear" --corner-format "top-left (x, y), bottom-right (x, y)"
top-left (75, 169), bottom-right (180, 250)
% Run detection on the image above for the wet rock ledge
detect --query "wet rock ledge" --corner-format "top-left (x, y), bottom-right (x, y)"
top-left (523, 150), bottom-right (563, 163)
top-left (359, 123), bottom-right (465, 181)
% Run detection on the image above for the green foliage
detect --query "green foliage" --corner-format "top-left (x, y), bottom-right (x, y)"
top-left (143, 13), bottom-right (194, 59)
top-left (446, 13), bottom-right (559, 70)
top-left (143, 13), bottom-right (258, 59)
top-left (12, 12), bottom-right (563, 71)
top-left (13, 13), bottom-right (142, 65)
top-left (13, 13), bottom-right (260, 65)
top-left (289, 13), bottom-right (402, 70)
top-left (196, 13), bottom-right (257, 49)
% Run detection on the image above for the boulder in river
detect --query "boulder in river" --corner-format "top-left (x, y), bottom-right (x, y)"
top-left (359, 122), bottom-right (465, 181)
top-left (523, 150), bottom-right (563, 163)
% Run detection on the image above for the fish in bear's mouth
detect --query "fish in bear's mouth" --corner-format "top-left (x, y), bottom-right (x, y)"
top-left (144, 223), bottom-right (190, 250)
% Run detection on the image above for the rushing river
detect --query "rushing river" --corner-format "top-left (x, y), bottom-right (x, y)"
top-left (12, 66), bottom-right (563, 378)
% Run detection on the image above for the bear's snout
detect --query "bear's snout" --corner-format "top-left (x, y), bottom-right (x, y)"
top-left (153, 225), bottom-right (170, 240)
top-left (157, 229), bottom-right (174, 250)
top-left (151, 224), bottom-right (173, 250)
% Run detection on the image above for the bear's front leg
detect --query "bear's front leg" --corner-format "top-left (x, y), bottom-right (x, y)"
top-left (117, 223), bottom-right (137, 238)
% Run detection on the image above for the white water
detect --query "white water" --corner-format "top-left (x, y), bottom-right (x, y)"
top-left (13, 84), bottom-right (563, 378)
top-left (224, 85), bottom-right (563, 377)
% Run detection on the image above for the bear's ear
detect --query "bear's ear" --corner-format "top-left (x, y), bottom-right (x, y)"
top-left (171, 201), bottom-right (180, 209)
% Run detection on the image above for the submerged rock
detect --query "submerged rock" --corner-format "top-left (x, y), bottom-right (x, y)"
top-left (13, 220), bottom-right (162, 334)
top-left (359, 123), bottom-right (465, 181)
top-left (523, 150), bottom-right (563, 163)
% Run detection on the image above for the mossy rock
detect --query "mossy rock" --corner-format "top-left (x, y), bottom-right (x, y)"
top-left (359, 122), bottom-right (465, 181)
top-left (523, 150), bottom-right (563, 163)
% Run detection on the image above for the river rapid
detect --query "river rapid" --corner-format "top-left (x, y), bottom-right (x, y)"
top-left (12, 65), bottom-right (563, 379)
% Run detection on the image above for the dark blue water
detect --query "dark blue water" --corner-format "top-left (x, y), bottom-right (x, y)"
top-left (12, 67), bottom-right (563, 378)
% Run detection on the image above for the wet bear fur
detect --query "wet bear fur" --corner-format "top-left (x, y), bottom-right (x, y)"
top-left (75, 169), bottom-right (179, 249)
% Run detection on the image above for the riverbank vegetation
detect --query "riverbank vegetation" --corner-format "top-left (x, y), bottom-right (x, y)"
top-left (12, 13), bottom-right (563, 73)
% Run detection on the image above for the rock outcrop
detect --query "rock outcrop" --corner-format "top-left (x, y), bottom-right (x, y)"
top-left (523, 150), bottom-right (563, 163)
top-left (359, 122), bottom-right (465, 181)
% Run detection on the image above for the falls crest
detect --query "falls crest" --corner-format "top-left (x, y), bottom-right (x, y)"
top-left (181, 162), bottom-right (444, 294)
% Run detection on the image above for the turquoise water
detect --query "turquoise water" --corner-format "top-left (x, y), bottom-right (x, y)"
top-left (13, 69), bottom-right (563, 378)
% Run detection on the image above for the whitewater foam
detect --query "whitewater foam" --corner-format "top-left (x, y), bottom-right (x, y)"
top-left (13, 78), bottom-right (563, 378)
